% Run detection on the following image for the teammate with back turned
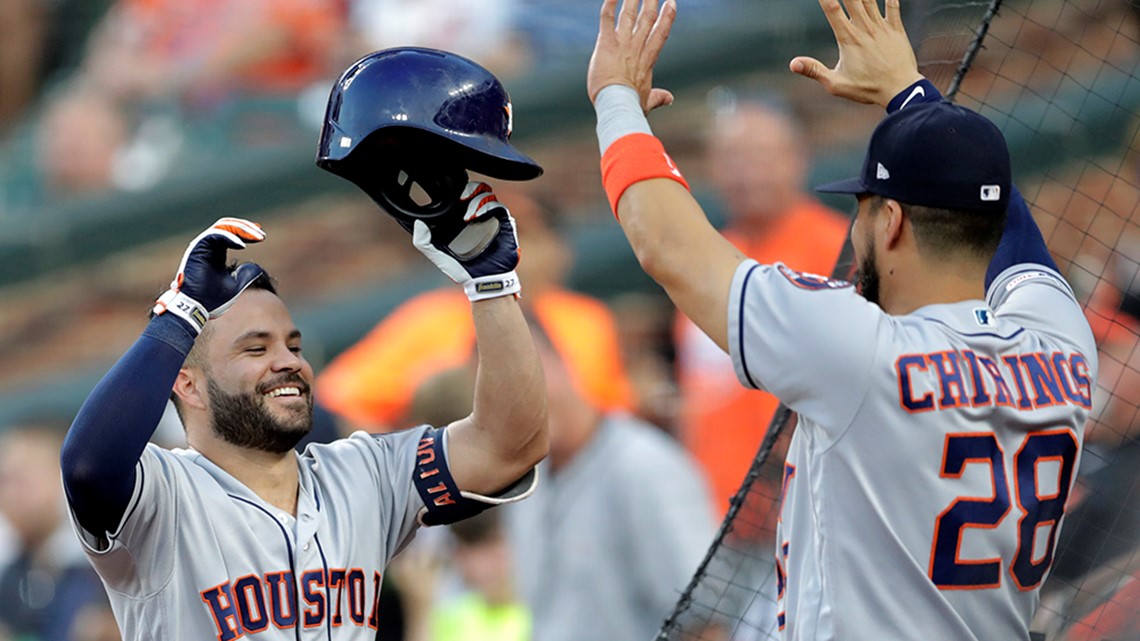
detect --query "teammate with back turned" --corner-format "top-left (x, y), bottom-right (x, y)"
top-left (58, 50), bottom-right (548, 640)
top-left (588, 0), bottom-right (1096, 639)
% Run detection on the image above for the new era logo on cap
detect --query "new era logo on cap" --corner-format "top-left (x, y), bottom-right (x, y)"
top-left (980, 185), bottom-right (1001, 201)
top-left (876, 162), bottom-right (890, 180)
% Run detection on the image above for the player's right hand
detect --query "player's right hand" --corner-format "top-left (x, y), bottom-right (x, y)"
top-left (789, 0), bottom-right (924, 108)
top-left (152, 217), bottom-right (267, 334)
top-left (587, 0), bottom-right (677, 112)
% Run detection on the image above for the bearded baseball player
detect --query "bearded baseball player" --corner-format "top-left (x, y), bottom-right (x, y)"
top-left (59, 82), bottom-right (549, 641)
top-left (589, 0), bottom-right (1096, 639)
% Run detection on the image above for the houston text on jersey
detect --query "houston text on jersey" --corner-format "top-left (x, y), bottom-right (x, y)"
top-left (201, 567), bottom-right (385, 640)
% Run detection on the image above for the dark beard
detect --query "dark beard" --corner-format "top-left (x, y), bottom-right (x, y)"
top-left (207, 376), bottom-right (313, 454)
top-left (854, 241), bottom-right (881, 306)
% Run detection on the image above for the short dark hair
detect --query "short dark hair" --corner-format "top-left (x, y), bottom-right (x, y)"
top-left (871, 195), bottom-right (1007, 262)
top-left (167, 265), bottom-right (278, 422)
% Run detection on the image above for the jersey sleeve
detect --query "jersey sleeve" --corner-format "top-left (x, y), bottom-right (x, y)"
top-left (986, 264), bottom-right (1097, 360)
top-left (727, 259), bottom-right (885, 433)
top-left (409, 427), bottom-right (537, 527)
top-left (68, 444), bottom-right (180, 597)
top-left (351, 426), bottom-right (537, 561)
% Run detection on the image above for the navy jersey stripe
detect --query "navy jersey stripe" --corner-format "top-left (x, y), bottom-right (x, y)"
top-left (227, 495), bottom-right (302, 641)
top-left (738, 263), bottom-right (762, 389)
top-left (919, 317), bottom-right (1027, 341)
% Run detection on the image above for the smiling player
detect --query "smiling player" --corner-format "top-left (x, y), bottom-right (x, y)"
top-left (59, 208), bottom-right (546, 639)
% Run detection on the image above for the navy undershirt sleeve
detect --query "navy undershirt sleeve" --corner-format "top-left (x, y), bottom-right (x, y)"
top-left (885, 80), bottom-right (1058, 289)
top-left (60, 314), bottom-right (197, 536)
top-left (984, 186), bottom-right (1059, 288)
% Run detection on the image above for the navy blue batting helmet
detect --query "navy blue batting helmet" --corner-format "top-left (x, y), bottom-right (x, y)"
top-left (316, 47), bottom-right (542, 181)
top-left (316, 47), bottom-right (541, 231)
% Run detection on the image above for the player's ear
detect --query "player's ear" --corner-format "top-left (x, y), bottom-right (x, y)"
top-left (882, 198), bottom-right (906, 250)
top-left (173, 368), bottom-right (209, 412)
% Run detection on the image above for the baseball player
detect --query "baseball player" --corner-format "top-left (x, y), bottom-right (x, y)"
top-left (588, 0), bottom-right (1096, 639)
top-left (59, 195), bottom-right (546, 637)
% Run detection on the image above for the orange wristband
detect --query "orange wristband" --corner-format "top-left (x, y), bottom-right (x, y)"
top-left (600, 133), bottom-right (690, 219)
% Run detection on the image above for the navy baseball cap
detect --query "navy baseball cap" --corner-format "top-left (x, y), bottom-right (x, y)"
top-left (816, 101), bottom-right (1011, 214)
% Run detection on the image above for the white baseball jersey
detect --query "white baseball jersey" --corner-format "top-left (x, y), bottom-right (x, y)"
top-left (69, 428), bottom-right (534, 640)
top-left (727, 260), bottom-right (1096, 640)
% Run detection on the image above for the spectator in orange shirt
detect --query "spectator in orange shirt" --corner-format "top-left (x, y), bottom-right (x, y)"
top-left (317, 190), bottom-right (635, 432)
top-left (675, 90), bottom-right (851, 516)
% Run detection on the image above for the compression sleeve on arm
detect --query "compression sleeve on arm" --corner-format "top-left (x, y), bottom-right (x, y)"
top-left (60, 313), bottom-right (197, 536)
top-left (886, 78), bottom-right (943, 112)
top-left (985, 186), bottom-right (1059, 289)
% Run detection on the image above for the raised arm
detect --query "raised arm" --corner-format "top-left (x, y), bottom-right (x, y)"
top-left (60, 219), bottom-right (266, 538)
top-left (410, 184), bottom-right (548, 495)
top-left (588, 0), bottom-right (747, 351)
top-left (787, 0), bottom-right (1059, 281)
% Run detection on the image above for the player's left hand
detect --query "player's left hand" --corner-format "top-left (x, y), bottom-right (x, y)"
top-left (413, 182), bottom-right (522, 302)
top-left (587, 0), bottom-right (677, 113)
top-left (789, 0), bottom-right (924, 108)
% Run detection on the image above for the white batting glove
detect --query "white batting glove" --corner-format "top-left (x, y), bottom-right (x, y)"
top-left (413, 182), bottom-right (521, 302)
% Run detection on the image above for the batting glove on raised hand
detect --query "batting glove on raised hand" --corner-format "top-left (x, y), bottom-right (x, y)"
top-left (413, 182), bottom-right (521, 302)
top-left (152, 217), bottom-right (267, 334)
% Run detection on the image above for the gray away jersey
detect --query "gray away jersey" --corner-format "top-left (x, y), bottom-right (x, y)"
top-left (727, 260), bottom-right (1097, 641)
top-left (69, 427), bottom-right (535, 640)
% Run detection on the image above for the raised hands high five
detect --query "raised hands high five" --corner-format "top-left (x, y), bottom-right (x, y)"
top-left (789, 0), bottom-right (924, 108)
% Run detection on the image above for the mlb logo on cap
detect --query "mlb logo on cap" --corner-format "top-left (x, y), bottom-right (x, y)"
top-left (816, 101), bottom-right (1011, 214)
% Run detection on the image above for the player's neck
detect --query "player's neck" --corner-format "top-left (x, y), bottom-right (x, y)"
top-left (196, 436), bottom-right (300, 515)
top-left (880, 258), bottom-right (988, 315)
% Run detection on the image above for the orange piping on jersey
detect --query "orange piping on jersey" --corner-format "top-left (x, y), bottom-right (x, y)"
top-left (1009, 429), bottom-right (1079, 592)
top-left (961, 350), bottom-right (993, 407)
top-left (1020, 353), bottom-right (1065, 408)
top-left (234, 573), bottom-right (270, 633)
top-left (301, 569), bottom-right (326, 628)
top-left (1067, 353), bottom-right (1093, 409)
top-left (775, 541), bottom-right (790, 631)
top-left (1052, 353), bottom-right (1083, 409)
top-left (367, 571), bottom-right (383, 630)
top-left (928, 433), bottom-right (1010, 591)
top-left (264, 571), bottom-right (297, 630)
top-left (201, 582), bottom-right (244, 640)
top-left (328, 568), bottom-right (346, 627)
top-left (896, 354), bottom-right (936, 413)
top-left (928, 350), bottom-right (971, 409)
top-left (347, 568), bottom-right (367, 625)
top-left (978, 356), bottom-right (1016, 408)
top-left (1001, 355), bottom-right (1034, 410)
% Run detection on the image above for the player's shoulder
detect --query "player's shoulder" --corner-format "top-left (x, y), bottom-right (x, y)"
top-left (987, 263), bottom-right (1078, 307)
top-left (987, 264), bottom-right (1095, 351)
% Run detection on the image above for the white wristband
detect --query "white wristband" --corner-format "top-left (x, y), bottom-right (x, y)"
top-left (595, 85), bottom-right (653, 155)
top-left (153, 290), bottom-right (208, 334)
top-left (465, 271), bottom-right (521, 302)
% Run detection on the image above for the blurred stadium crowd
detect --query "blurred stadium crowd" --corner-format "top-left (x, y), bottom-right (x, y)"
top-left (0, 0), bottom-right (1137, 640)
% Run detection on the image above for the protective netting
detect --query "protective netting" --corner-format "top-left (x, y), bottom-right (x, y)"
top-left (657, 0), bottom-right (1140, 639)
